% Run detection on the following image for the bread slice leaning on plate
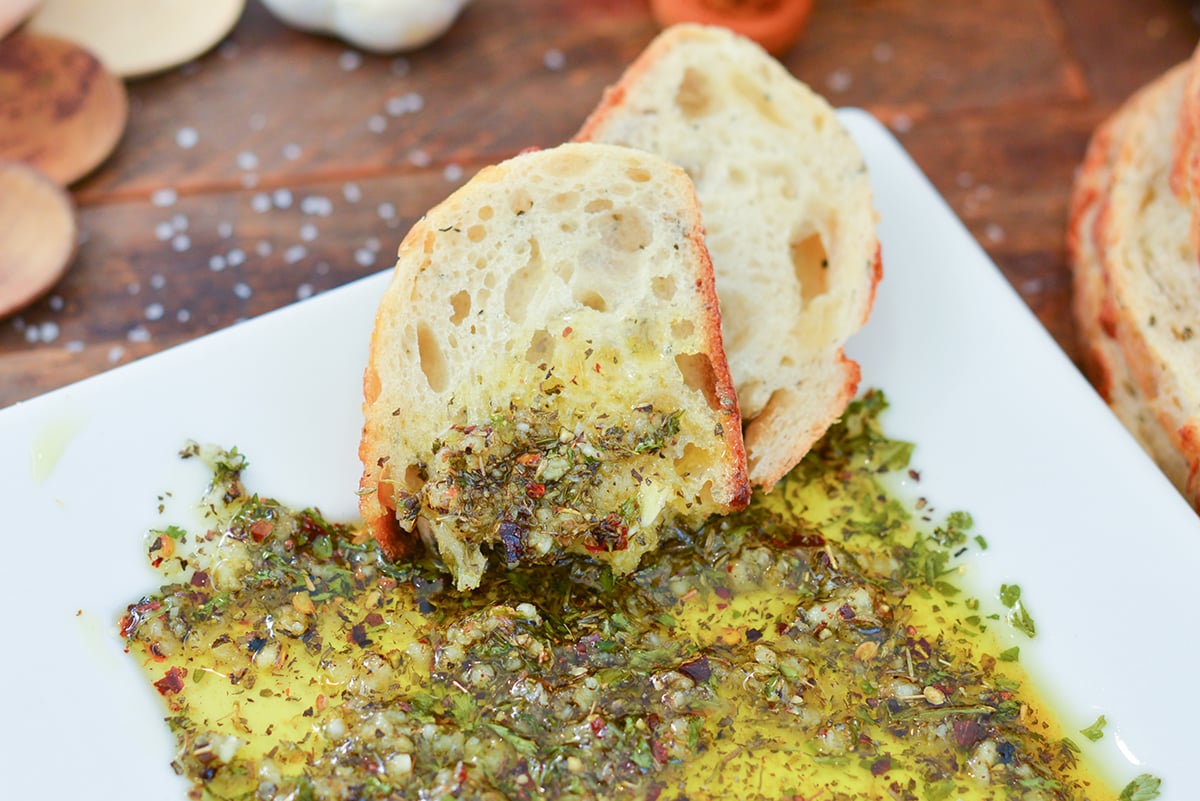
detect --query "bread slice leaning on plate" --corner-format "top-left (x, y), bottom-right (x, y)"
top-left (575, 23), bottom-right (881, 491)
top-left (1070, 62), bottom-right (1200, 510)
top-left (359, 142), bottom-right (750, 590)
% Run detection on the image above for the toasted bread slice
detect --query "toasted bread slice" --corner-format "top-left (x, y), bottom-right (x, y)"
top-left (1170, 42), bottom-right (1200, 254)
top-left (359, 142), bottom-right (749, 589)
top-left (575, 23), bottom-right (881, 490)
top-left (1071, 63), bottom-right (1200, 510)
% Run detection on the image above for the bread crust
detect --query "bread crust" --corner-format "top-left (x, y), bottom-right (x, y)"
top-left (575, 23), bottom-right (881, 491)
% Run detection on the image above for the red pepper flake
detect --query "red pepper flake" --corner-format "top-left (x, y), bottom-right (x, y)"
top-left (593, 363), bottom-right (601, 373)
top-left (525, 482), bottom-right (546, 499)
top-left (953, 719), bottom-right (987, 748)
top-left (651, 738), bottom-right (669, 764)
top-left (589, 717), bottom-right (606, 736)
top-left (249, 520), bottom-right (273, 542)
top-left (190, 571), bottom-right (210, 587)
top-left (154, 666), bottom-right (186, 696)
top-left (315, 694), bottom-right (327, 712)
top-left (516, 452), bottom-right (541, 468)
top-left (348, 624), bottom-right (371, 647)
top-left (119, 600), bottom-right (162, 638)
top-left (562, 326), bottom-right (573, 337)
top-left (838, 603), bottom-right (856, 621)
top-left (714, 586), bottom-right (732, 600)
top-left (871, 756), bottom-right (892, 776)
top-left (364, 612), bottom-right (385, 627)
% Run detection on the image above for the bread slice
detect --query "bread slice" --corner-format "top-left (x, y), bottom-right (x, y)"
top-left (359, 142), bottom-right (750, 590)
top-left (575, 23), bottom-right (881, 491)
top-left (1170, 42), bottom-right (1200, 254)
top-left (1068, 75), bottom-right (1191, 491)
top-left (1071, 62), bottom-right (1200, 510)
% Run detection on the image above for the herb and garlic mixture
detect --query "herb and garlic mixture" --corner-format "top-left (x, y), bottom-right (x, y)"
top-left (122, 392), bottom-right (1156, 801)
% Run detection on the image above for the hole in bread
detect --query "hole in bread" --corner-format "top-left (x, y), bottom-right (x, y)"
top-left (626, 167), bottom-right (652, 183)
top-left (402, 463), bottom-right (424, 492)
top-left (728, 167), bottom-right (747, 187)
top-left (676, 67), bottom-right (713, 119)
top-left (560, 221), bottom-right (578, 233)
top-left (791, 229), bottom-right (829, 306)
top-left (555, 261), bottom-right (575, 284)
top-left (504, 238), bottom-right (545, 323)
top-left (417, 322), bottom-right (449, 392)
top-left (574, 288), bottom-right (609, 312)
top-left (594, 208), bottom-right (653, 252)
top-left (478, 205), bottom-right (494, 221)
top-left (509, 188), bottom-right (534, 216)
top-left (449, 290), bottom-right (471, 325)
top-left (675, 352), bottom-right (722, 413)
top-left (732, 70), bottom-right (785, 127)
top-left (652, 275), bottom-right (676, 301)
top-left (525, 328), bottom-right (554, 364)
top-left (674, 443), bottom-right (715, 480)
top-left (467, 225), bottom-right (487, 243)
top-left (546, 151), bottom-right (590, 177)
top-left (585, 198), bottom-right (614, 214)
top-left (549, 191), bottom-right (580, 212)
top-left (671, 319), bottom-right (695, 340)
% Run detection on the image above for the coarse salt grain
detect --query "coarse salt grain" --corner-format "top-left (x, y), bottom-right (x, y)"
top-left (891, 113), bottom-right (913, 133)
top-left (300, 223), bottom-right (318, 242)
top-left (151, 188), bottom-right (178, 208)
top-left (155, 221), bottom-right (174, 242)
top-left (355, 248), bottom-right (376, 267)
top-left (367, 115), bottom-right (387, 134)
top-left (316, 261), bottom-right (330, 275)
top-left (150, 274), bottom-right (166, 290)
top-left (409, 149), bottom-right (431, 168)
top-left (241, 173), bottom-right (259, 188)
top-left (127, 282), bottom-right (140, 295)
top-left (391, 57), bottom-right (410, 76)
top-left (273, 188), bottom-right (294, 209)
top-left (300, 195), bottom-right (333, 216)
top-left (826, 69), bottom-right (853, 93)
top-left (339, 50), bottom-right (363, 71)
top-left (543, 49), bottom-right (566, 71)
top-left (377, 202), bottom-right (396, 220)
top-left (343, 183), bottom-right (362, 203)
top-left (176, 127), bottom-right (199, 149)
top-left (984, 223), bottom-right (1006, 244)
top-left (172, 234), bottom-right (191, 252)
top-left (233, 282), bottom-right (253, 300)
top-left (364, 237), bottom-right (381, 252)
top-left (171, 213), bottom-right (188, 232)
top-left (255, 241), bottom-right (272, 257)
top-left (251, 193), bottom-right (272, 213)
top-left (108, 345), bottom-right (125, 363)
top-left (128, 325), bottom-right (151, 343)
top-left (283, 245), bottom-right (308, 264)
top-left (283, 143), bottom-right (302, 160)
top-left (444, 163), bottom-right (463, 182)
top-left (48, 295), bottom-right (64, 311)
top-left (177, 309), bottom-right (191, 323)
top-left (217, 222), bottom-right (234, 239)
top-left (39, 322), bottom-right (58, 343)
top-left (145, 303), bottom-right (164, 321)
top-left (296, 283), bottom-right (314, 300)
top-left (237, 151), bottom-right (260, 171)
top-left (872, 42), bottom-right (895, 63)
top-left (65, 340), bottom-right (84, 354)
top-left (227, 248), bottom-right (247, 267)
top-left (209, 254), bottom-right (227, 272)
top-left (24, 327), bottom-right (38, 343)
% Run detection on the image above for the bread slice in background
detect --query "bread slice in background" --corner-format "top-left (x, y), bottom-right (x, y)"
top-left (1068, 72), bottom-right (1191, 493)
top-left (575, 23), bottom-right (881, 490)
top-left (359, 142), bottom-right (749, 590)
top-left (1170, 42), bottom-right (1200, 256)
top-left (1070, 62), bottom-right (1200, 510)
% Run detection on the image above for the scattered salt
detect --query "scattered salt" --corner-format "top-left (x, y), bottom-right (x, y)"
top-left (273, 188), bottom-right (294, 209)
top-left (251, 193), bottom-right (272, 213)
top-left (300, 195), bottom-right (333, 216)
top-left (237, 151), bottom-right (260, 171)
top-left (177, 309), bottom-right (191, 323)
top-left (227, 248), bottom-right (247, 267)
top-left (444, 163), bottom-right (463, 182)
top-left (65, 340), bottom-right (84, 354)
top-left (872, 43), bottom-right (894, 63)
top-left (377, 202), bottom-right (396, 220)
top-left (217, 222), bottom-right (234, 239)
top-left (543, 49), bottom-right (566, 71)
top-left (176, 127), bottom-right (199, 149)
top-left (39, 322), bottom-right (59, 343)
top-left (283, 245), bottom-right (308, 264)
top-left (108, 345), bottom-right (125, 363)
top-left (151, 188), bottom-right (178, 208)
top-left (145, 303), bottom-right (164, 321)
top-left (355, 248), bottom-right (376, 267)
top-left (364, 237), bottom-right (381, 252)
top-left (48, 295), bottom-right (64, 312)
top-left (171, 213), bottom-right (188, 232)
top-left (367, 115), bottom-right (387, 134)
top-left (343, 183), bottom-right (362, 203)
top-left (255, 241), bottom-right (272, 257)
top-left (296, 283), bottom-right (314, 300)
top-left (155, 221), bottom-right (174, 242)
top-left (339, 50), bottom-right (363, 71)
top-left (409, 149), bottom-right (432, 168)
top-left (283, 143), bottom-right (302, 161)
top-left (128, 325), bottom-right (151, 343)
top-left (171, 234), bottom-right (191, 252)
top-left (150, 274), bottom-right (166, 290)
top-left (826, 69), bottom-right (853, 93)
top-left (233, 282), bottom-right (253, 300)
top-left (209, 254), bottom-right (228, 272)
top-left (300, 223), bottom-right (318, 242)
top-left (984, 223), bottom-right (1006, 244)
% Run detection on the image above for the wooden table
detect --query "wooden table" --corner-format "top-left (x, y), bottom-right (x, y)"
top-left (1, 0), bottom-right (1196, 408)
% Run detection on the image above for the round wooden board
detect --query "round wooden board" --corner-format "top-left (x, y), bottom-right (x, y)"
top-left (0, 33), bottom-right (128, 185)
top-left (27, 0), bottom-right (245, 79)
top-left (0, 0), bottom-right (43, 39)
top-left (0, 160), bottom-right (77, 319)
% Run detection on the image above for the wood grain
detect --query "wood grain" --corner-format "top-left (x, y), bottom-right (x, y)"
top-left (1, 0), bottom-right (1197, 408)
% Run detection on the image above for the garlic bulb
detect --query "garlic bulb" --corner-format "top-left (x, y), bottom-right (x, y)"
top-left (260, 0), bottom-right (471, 54)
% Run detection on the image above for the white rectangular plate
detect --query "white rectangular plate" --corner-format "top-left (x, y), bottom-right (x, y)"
top-left (1, 110), bottom-right (1196, 798)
